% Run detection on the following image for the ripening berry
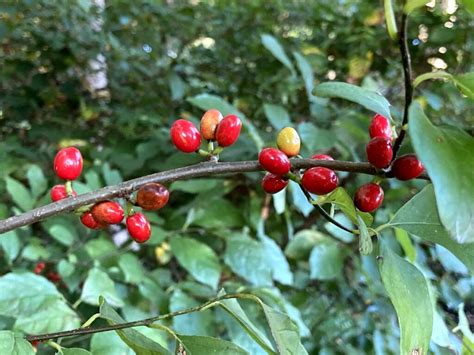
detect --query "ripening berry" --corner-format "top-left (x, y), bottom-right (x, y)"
top-left (261, 173), bottom-right (289, 194)
top-left (276, 127), bottom-right (301, 157)
top-left (170, 119), bottom-right (202, 153)
top-left (366, 137), bottom-right (393, 169)
top-left (34, 262), bottom-right (46, 274)
top-left (136, 183), bottom-right (170, 210)
top-left (391, 154), bottom-right (424, 180)
top-left (258, 148), bottom-right (291, 176)
top-left (200, 109), bottom-right (223, 141)
top-left (53, 147), bottom-right (83, 180)
top-left (354, 183), bottom-right (384, 212)
top-left (46, 271), bottom-right (61, 283)
top-left (369, 114), bottom-right (392, 140)
top-left (301, 167), bottom-right (339, 195)
top-left (126, 213), bottom-right (151, 243)
top-left (50, 185), bottom-right (77, 202)
top-left (91, 201), bottom-right (124, 225)
top-left (80, 212), bottom-right (103, 229)
top-left (311, 154), bottom-right (334, 161)
top-left (215, 114), bottom-right (242, 147)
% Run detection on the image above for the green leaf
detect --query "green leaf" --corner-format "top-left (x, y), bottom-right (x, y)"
top-left (26, 164), bottom-right (47, 199)
top-left (459, 0), bottom-right (474, 13)
top-left (5, 177), bottom-right (34, 211)
top-left (285, 229), bottom-right (328, 260)
top-left (0, 272), bottom-right (80, 333)
top-left (384, 0), bottom-right (398, 40)
top-left (224, 234), bottom-right (273, 286)
top-left (43, 218), bottom-right (78, 246)
top-left (313, 82), bottom-right (392, 119)
top-left (272, 189), bottom-right (286, 215)
top-left (322, 187), bottom-right (373, 226)
top-left (309, 237), bottom-right (344, 280)
top-left (357, 215), bottom-right (372, 255)
top-left (193, 198), bottom-right (244, 229)
top-left (61, 349), bottom-right (92, 355)
top-left (171, 179), bottom-right (222, 193)
top-left (178, 335), bottom-right (249, 355)
top-left (453, 303), bottom-right (474, 343)
top-left (0, 230), bottom-right (20, 262)
top-left (0, 330), bottom-right (35, 355)
top-left (187, 93), bottom-right (264, 150)
top-left (394, 228), bottom-right (416, 263)
top-left (293, 52), bottom-right (315, 102)
top-left (99, 298), bottom-right (170, 355)
top-left (263, 104), bottom-right (291, 131)
top-left (169, 237), bottom-right (222, 290)
top-left (91, 331), bottom-right (134, 355)
top-left (81, 268), bottom-right (124, 307)
top-left (169, 72), bottom-right (185, 101)
top-left (260, 303), bottom-right (308, 355)
top-left (404, 0), bottom-right (429, 14)
top-left (389, 185), bottom-right (474, 272)
top-left (217, 295), bottom-right (275, 354)
top-left (297, 122), bottom-right (334, 152)
top-left (169, 289), bottom-right (214, 336)
top-left (453, 72), bottom-right (474, 99)
top-left (378, 239), bottom-right (433, 355)
top-left (260, 34), bottom-right (295, 75)
top-left (409, 103), bottom-right (474, 243)
top-left (118, 253), bottom-right (145, 285)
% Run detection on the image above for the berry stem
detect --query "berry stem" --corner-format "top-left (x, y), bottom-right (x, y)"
top-left (65, 181), bottom-right (73, 196)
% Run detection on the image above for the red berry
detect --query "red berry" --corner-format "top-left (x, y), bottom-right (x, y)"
top-left (46, 271), bottom-right (61, 283)
top-left (170, 119), bottom-right (201, 153)
top-left (200, 109), bottom-right (223, 141)
top-left (53, 147), bottom-right (83, 180)
top-left (215, 114), bottom-right (242, 147)
top-left (354, 183), bottom-right (384, 212)
top-left (366, 137), bottom-right (393, 169)
top-left (301, 167), bottom-right (339, 195)
top-left (311, 154), bottom-right (334, 161)
top-left (136, 183), bottom-right (169, 211)
top-left (30, 340), bottom-right (40, 348)
top-left (391, 154), bottom-right (424, 180)
top-left (34, 262), bottom-right (45, 274)
top-left (369, 114), bottom-right (392, 139)
top-left (50, 184), bottom-right (77, 202)
top-left (91, 201), bottom-right (124, 225)
top-left (126, 213), bottom-right (151, 243)
top-left (80, 212), bottom-right (103, 229)
top-left (261, 173), bottom-right (288, 194)
top-left (258, 148), bottom-right (291, 176)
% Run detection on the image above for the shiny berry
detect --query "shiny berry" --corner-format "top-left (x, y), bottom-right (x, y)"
top-left (215, 114), bottom-right (242, 147)
top-left (276, 127), bottom-right (301, 157)
top-left (53, 147), bottom-right (83, 180)
top-left (369, 114), bottom-right (392, 139)
top-left (46, 271), bottom-right (61, 283)
top-left (366, 137), bottom-right (393, 169)
top-left (170, 119), bottom-right (201, 153)
top-left (258, 148), bottom-right (291, 176)
top-left (126, 213), bottom-right (151, 243)
top-left (311, 154), bottom-right (334, 161)
top-left (34, 262), bottom-right (46, 274)
top-left (354, 183), bottom-right (384, 212)
top-left (80, 212), bottom-right (103, 229)
top-left (301, 167), bottom-right (339, 195)
top-left (50, 184), bottom-right (77, 202)
top-left (136, 183), bottom-right (169, 211)
top-left (200, 109), bottom-right (223, 141)
top-left (261, 173), bottom-right (289, 194)
top-left (391, 154), bottom-right (424, 181)
top-left (91, 201), bottom-right (124, 225)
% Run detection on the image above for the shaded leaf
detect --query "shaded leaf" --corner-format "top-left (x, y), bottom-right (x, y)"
top-left (404, 0), bottom-right (429, 14)
top-left (26, 165), bottom-right (47, 199)
top-left (260, 34), bottom-right (295, 75)
top-left (263, 104), bottom-right (291, 131)
top-left (81, 268), bottom-right (124, 307)
top-left (178, 335), bottom-right (249, 355)
top-left (5, 177), bottom-right (34, 211)
top-left (309, 237), bottom-right (343, 280)
top-left (0, 330), bottom-right (35, 355)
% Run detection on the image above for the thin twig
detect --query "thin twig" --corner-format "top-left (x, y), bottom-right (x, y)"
top-left (392, 14), bottom-right (414, 159)
top-left (0, 159), bottom-right (428, 235)
top-left (24, 293), bottom-right (255, 343)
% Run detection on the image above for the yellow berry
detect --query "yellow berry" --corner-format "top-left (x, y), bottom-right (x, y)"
top-left (276, 127), bottom-right (301, 157)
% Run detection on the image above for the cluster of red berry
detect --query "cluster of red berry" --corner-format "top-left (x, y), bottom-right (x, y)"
top-left (170, 109), bottom-right (242, 153)
top-left (354, 114), bottom-right (425, 212)
top-left (33, 261), bottom-right (61, 284)
top-left (259, 127), bottom-right (339, 196)
top-left (50, 148), bottom-right (170, 243)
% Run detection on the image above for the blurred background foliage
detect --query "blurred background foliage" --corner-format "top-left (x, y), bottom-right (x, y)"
top-left (0, 0), bottom-right (473, 353)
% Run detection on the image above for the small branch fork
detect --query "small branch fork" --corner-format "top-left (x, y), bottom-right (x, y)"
top-left (0, 159), bottom-right (428, 235)
top-left (392, 13), bottom-right (414, 159)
